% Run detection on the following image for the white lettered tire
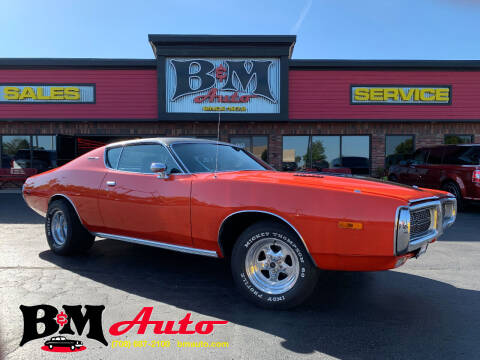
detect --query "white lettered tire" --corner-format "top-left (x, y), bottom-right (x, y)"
top-left (46, 199), bottom-right (95, 255)
top-left (231, 221), bottom-right (318, 309)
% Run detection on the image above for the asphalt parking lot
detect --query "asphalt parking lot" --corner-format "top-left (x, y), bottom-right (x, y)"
top-left (0, 192), bottom-right (479, 360)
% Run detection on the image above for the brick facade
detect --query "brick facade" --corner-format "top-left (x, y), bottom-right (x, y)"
top-left (1, 120), bottom-right (479, 173)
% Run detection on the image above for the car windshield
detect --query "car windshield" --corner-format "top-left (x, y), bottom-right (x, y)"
top-left (172, 143), bottom-right (269, 173)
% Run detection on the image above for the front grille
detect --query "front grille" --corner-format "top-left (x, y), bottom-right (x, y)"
top-left (410, 208), bottom-right (431, 238)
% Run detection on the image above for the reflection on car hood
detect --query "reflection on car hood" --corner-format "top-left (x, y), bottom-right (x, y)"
top-left (212, 170), bottom-right (445, 203)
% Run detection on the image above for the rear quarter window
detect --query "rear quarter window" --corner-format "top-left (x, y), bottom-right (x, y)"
top-left (443, 146), bottom-right (480, 165)
top-left (106, 147), bottom-right (122, 169)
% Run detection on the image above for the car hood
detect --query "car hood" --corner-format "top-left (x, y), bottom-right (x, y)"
top-left (214, 171), bottom-right (445, 203)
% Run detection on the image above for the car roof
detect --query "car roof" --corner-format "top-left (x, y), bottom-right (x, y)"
top-left (105, 137), bottom-right (232, 148)
top-left (418, 144), bottom-right (479, 150)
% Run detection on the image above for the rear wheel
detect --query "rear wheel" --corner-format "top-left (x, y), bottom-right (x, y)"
top-left (46, 199), bottom-right (95, 255)
top-left (231, 221), bottom-right (318, 309)
top-left (442, 181), bottom-right (464, 211)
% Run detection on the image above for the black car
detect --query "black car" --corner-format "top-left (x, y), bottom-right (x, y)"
top-left (44, 336), bottom-right (83, 350)
top-left (331, 156), bottom-right (370, 175)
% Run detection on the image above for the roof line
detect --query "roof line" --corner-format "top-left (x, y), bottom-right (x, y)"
top-left (289, 59), bottom-right (480, 70)
top-left (0, 58), bottom-right (156, 69)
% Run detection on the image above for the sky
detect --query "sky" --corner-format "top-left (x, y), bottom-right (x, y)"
top-left (1, 0), bottom-right (480, 60)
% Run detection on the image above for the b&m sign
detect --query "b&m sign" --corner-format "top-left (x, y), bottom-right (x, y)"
top-left (0, 84), bottom-right (95, 103)
top-left (166, 58), bottom-right (281, 113)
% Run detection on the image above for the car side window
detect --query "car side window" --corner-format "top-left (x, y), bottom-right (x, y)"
top-left (427, 148), bottom-right (444, 165)
top-left (445, 146), bottom-right (480, 165)
top-left (117, 144), bottom-right (182, 174)
top-left (412, 150), bottom-right (427, 164)
top-left (106, 147), bottom-right (122, 169)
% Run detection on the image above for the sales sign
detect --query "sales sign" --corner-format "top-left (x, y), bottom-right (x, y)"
top-left (0, 84), bottom-right (95, 103)
top-left (351, 85), bottom-right (451, 104)
top-left (166, 58), bottom-right (280, 113)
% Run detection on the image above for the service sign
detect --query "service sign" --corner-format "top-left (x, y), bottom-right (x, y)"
top-left (351, 85), bottom-right (451, 105)
top-left (166, 58), bottom-right (280, 113)
top-left (0, 84), bottom-right (95, 103)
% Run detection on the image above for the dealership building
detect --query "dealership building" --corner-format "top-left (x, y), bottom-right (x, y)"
top-left (0, 34), bottom-right (479, 183)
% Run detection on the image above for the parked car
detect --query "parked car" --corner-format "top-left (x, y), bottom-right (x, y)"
top-left (23, 138), bottom-right (456, 309)
top-left (44, 336), bottom-right (83, 351)
top-left (388, 144), bottom-right (480, 209)
top-left (12, 149), bottom-right (57, 172)
top-left (331, 156), bottom-right (370, 175)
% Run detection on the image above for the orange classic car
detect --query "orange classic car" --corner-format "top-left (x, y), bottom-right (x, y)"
top-left (23, 138), bottom-right (457, 309)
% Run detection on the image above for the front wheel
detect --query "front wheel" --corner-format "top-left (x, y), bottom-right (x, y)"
top-left (231, 221), bottom-right (318, 309)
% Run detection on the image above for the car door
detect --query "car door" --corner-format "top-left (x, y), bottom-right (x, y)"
top-left (402, 149), bottom-right (427, 185)
top-left (416, 147), bottom-right (444, 189)
top-left (97, 142), bottom-right (192, 246)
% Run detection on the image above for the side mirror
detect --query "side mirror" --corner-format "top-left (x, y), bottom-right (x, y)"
top-left (150, 162), bottom-right (168, 179)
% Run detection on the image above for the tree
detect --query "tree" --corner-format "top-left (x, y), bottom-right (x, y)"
top-left (394, 138), bottom-right (413, 154)
top-left (3, 138), bottom-right (30, 156)
top-left (445, 135), bottom-right (468, 145)
top-left (303, 141), bottom-right (326, 168)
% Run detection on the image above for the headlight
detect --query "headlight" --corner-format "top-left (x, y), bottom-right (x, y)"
top-left (396, 208), bottom-right (410, 254)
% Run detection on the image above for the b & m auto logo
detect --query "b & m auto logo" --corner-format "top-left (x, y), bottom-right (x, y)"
top-left (166, 57), bottom-right (281, 113)
top-left (19, 304), bottom-right (229, 353)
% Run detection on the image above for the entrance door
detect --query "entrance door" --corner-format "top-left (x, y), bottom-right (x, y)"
top-left (97, 143), bottom-right (192, 246)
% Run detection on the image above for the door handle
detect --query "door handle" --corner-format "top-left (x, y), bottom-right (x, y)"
top-left (106, 181), bottom-right (116, 187)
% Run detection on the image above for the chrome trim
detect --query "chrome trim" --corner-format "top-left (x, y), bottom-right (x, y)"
top-left (94, 232), bottom-right (218, 258)
top-left (88, 156), bottom-right (100, 160)
top-left (104, 145), bottom-right (124, 170)
top-left (408, 196), bottom-right (439, 205)
top-left (440, 196), bottom-right (457, 229)
top-left (394, 199), bottom-right (442, 255)
top-left (408, 200), bottom-right (441, 212)
top-left (168, 145), bottom-right (191, 174)
top-left (217, 210), bottom-right (317, 267)
top-left (49, 194), bottom-right (84, 226)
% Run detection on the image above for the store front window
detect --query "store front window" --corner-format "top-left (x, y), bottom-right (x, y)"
top-left (444, 134), bottom-right (473, 145)
top-left (1, 135), bottom-right (57, 172)
top-left (282, 135), bottom-right (370, 174)
top-left (281, 136), bottom-right (309, 171)
top-left (0, 135), bottom-right (57, 188)
top-left (385, 135), bottom-right (414, 168)
top-left (230, 135), bottom-right (268, 162)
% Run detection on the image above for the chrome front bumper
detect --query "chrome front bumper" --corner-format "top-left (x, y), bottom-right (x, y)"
top-left (394, 196), bottom-right (456, 255)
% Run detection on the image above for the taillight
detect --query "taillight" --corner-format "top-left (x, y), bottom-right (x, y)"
top-left (473, 170), bottom-right (480, 184)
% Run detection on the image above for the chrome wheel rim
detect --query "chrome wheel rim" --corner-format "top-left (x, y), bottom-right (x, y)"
top-left (245, 238), bottom-right (300, 295)
top-left (51, 210), bottom-right (67, 246)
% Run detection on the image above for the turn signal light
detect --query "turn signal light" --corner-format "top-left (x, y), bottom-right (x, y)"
top-left (473, 170), bottom-right (480, 184)
top-left (338, 221), bottom-right (363, 230)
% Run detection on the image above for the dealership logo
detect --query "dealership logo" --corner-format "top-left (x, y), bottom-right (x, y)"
top-left (20, 305), bottom-right (229, 352)
top-left (19, 304), bottom-right (107, 352)
top-left (166, 57), bottom-right (280, 113)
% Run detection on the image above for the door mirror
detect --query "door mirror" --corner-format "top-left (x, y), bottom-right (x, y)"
top-left (150, 162), bottom-right (168, 179)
